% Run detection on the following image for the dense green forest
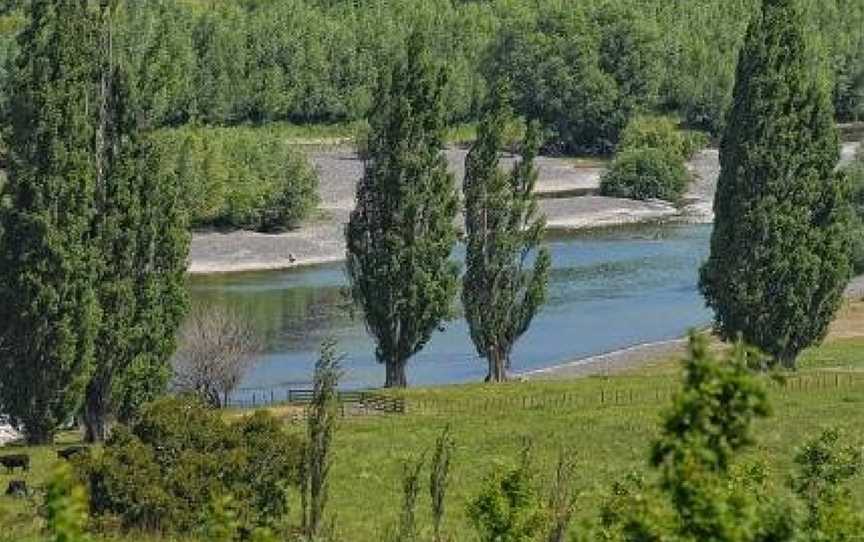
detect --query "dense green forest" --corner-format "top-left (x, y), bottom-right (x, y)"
top-left (1, 0), bottom-right (862, 152)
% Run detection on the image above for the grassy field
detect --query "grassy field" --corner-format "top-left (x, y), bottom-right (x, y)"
top-left (3, 303), bottom-right (864, 541)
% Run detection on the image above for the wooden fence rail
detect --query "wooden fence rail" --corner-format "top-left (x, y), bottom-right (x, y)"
top-left (226, 388), bottom-right (405, 417)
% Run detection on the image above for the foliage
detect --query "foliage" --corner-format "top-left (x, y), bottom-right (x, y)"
top-left (462, 86), bottom-right (551, 382)
top-left (545, 453), bottom-right (578, 542)
top-left (345, 32), bottom-right (460, 388)
top-left (618, 115), bottom-right (706, 160)
top-left (429, 425), bottom-right (455, 542)
top-left (172, 303), bottom-right (262, 409)
top-left (603, 334), bottom-right (780, 542)
top-left (394, 456), bottom-right (425, 542)
top-left (77, 396), bottom-right (303, 536)
top-left (467, 445), bottom-right (547, 542)
top-left (700, 0), bottom-right (853, 368)
top-left (651, 335), bottom-right (773, 540)
top-left (0, 0), bottom-right (860, 154)
top-left (0, 0), bottom-right (99, 445)
top-left (45, 463), bottom-right (91, 542)
top-left (84, 3), bottom-right (190, 442)
top-left (600, 147), bottom-right (689, 202)
top-left (791, 428), bottom-right (864, 538)
top-left (486, 2), bottom-right (661, 154)
top-left (153, 125), bottom-right (319, 231)
top-left (652, 335), bottom-right (771, 474)
top-left (301, 340), bottom-right (343, 539)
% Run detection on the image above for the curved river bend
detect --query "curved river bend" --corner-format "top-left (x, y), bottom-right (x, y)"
top-left (189, 223), bottom-right (713, 392)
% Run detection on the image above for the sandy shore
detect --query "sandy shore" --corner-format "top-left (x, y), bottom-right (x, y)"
top-left (189, 142), bottom-right (860, 274)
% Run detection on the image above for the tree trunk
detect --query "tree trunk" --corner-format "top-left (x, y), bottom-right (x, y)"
top-left (83, 376), bottom-right (109, 443)
top-left (24, 419), bottom-right (54, 446)
top-left (385, 359), bottom-right (408, 388)
top-left (486, 349), bottom-right (508, 383)
top-left (778, 351), bottom-right (798, 371)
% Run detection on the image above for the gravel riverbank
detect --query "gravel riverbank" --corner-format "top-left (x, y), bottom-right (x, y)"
top-left (189, 142), bottom-right (860, 274)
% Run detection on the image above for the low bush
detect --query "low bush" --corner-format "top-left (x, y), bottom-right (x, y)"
top-left (600, 147), bottom-right (689, 202)
top-left (618, 115), bottom-right (708, 160)
top-left (154, 126), bottom-right (319, 232)
top-left (77, 396), bottom-right (303, 536)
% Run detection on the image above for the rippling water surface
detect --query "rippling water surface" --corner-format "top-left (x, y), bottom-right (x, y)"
top-left (189, 223), bottom-right (713, 391)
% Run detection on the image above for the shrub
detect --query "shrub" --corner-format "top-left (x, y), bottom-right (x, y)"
top-left (78, 396), bottom-right (303, 536)
top-left (172, 303), bottom-right (262, 409)
top-left (600, 147), bottom-right (689, 202)
top-left (618, 115), bottom-right (708, 160)
top-left (45, 463), bottom-right (91, 542)
top-left (467, 445), bottom-right (546, 542)
top-left (154, 126), bottom-right (319, 232)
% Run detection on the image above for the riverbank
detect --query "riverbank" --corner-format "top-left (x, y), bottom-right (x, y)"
top-left (189, 142), bottom-right (861, 274)
top-left (523, 275), bottom-right (864, 381)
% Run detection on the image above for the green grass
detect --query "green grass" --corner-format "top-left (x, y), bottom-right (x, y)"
top-left (4, 337), bottom-right (864, 541)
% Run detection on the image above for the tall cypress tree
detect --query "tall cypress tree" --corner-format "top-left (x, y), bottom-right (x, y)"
top-left (0, 0), bottom-right (99, 444)
top-left (82, 1), bottom-right (189, 440)
top-left (462, 86), bottom-right (551, 382)
top-left (345, 32), bottom-right (459, 388)
top-left (699, 0), bottom-right (852, 368)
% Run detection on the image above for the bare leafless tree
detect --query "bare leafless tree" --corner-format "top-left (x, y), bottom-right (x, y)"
top-left (172, 303), bottom-right (262, 408)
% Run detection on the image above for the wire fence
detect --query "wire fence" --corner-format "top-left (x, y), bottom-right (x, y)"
top-left (224, 371), bottom-right (864, 419)
top-left (405, 371), bottom-right (864, 416)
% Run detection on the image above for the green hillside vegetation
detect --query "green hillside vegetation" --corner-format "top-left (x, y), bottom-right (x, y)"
top-left (0, 0), bottom-right (860, 152)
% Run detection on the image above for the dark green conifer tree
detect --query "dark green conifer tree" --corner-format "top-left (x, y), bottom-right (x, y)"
top-left (345, 32), bottom-right (459, 388)
top-left (462, 86), bottom-right (550, 382)
top-left (82, 1), bottom-right (189, 440)
top-left (0, 0), bottom-right (99, 444)
top-left (699, 0), bottom-right (853, 368)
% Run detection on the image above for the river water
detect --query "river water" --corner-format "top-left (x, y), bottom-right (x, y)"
top-left (188, 223), bottom-right (713, 392)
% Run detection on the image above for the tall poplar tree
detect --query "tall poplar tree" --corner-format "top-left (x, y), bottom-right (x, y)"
top-left (82, 0), bottom-right (190, 441)
top-left (462, 87), bottom-right (551, 382)
top-left (0, 0), bottom-right (99, 444)
top-left (345, 32), bottom-right (459, 388)
top-left (699, 0), bottom-right (852, 368)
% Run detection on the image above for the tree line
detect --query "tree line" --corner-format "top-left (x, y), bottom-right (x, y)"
top-left (345, 0), bottom-right (855, 387)
top-left (0, 0), bottom-right (861, 151)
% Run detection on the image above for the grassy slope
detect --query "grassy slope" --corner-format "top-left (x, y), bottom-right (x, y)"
top-left (4, 305), bottom-right (864, 541)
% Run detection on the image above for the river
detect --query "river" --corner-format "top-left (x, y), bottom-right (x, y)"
top-left (188, 222), bottom-right (713, 394)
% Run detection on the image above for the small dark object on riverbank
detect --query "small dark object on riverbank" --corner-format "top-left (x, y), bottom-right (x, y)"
top-left (5, 480), bottom-right (27, 498)
top-left (57, 446), bottom-right (89, 460)
top-left (0, 453), bottom-right (29, 473)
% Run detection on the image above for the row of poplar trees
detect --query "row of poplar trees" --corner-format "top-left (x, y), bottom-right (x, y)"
top-left (346, 34), bottom-right (550, 388)
top-left (0, 0), bottom-right (188, 444)
top-left (349, 0), bottom-right (858, 387)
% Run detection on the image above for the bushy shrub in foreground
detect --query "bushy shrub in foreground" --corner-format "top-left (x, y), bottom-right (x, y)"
top-left (77, 396), bottom-right (303, 536)
top-left (600, 147), bottom-right (689, 202)
top-left (154, 127), bottom-right (319, 232)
